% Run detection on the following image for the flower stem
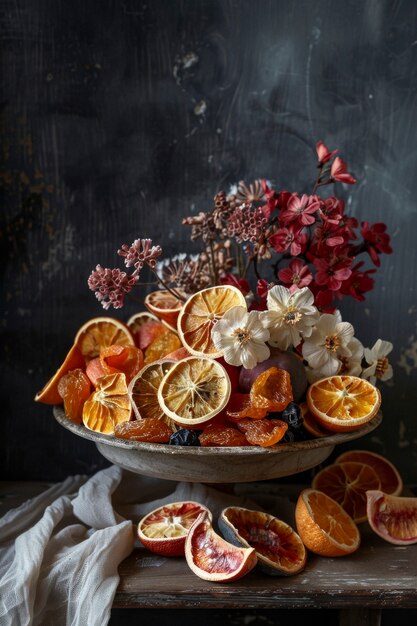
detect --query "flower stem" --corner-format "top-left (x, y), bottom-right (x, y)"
top-left (150, 269), bottom-right (187, 301)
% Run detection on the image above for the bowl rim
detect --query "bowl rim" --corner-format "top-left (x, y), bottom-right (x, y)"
top-left (53, 405), bottom-right (383, 457)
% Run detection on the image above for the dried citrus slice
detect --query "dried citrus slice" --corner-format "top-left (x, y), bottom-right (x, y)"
top-left (299, 402), bottom-right (328, 438)
top-left (57, 368), bottom-right (91, 423)
top-left (34, 343), bottom-right (85, 405)
top-left (177, 285), bottom-right (247, 357)
top-left (126, 311), bottom-right (160, 348)
top-left (366, 490), bottom-right (417, 545)
top-left (74, 317), bottom-right (135, 361)
top-left (144, 326), bottom-right (182, 364)
top-left (312, 461), bottom-right (381, 523)
top-left (114, 417), bottom-right (173, 443)
top-left (82, 372), bottom-right (131, 434)
top-left (335, 450), bottom-right (403, 496)
top-left (144, 289), bottom-right (185, 331)
top-left (137, 501), bottom-right (211, 556)
top-left (157, 356), bottom-right (231, 426)
top-left (128, 360), bottom-right (175, 422)
top-left (306, 375), bottom-right (381, 432)
top-left (295, 488), bottom-right (360, 557)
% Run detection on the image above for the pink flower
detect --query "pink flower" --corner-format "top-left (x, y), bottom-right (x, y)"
top-left (220, 273), bottom-right (251, 296)
top-left (280, 193), bottom-right (320, 227)
top-left (278, 259), bottom-right (313, 293)
top-left (88, 265), bottom-right (138, 310)
top-left (313, 257), bottom-right (352, 291)
top-left (340, 261), bottom-right (376, 301)
top-left (269, 224), bottom-right (308, 256)
top-left (316, 141), bottom-right (338, 165)
top-left (330, 157), bottom-right (356, 184)
top-left (118, 238), bottom-right (162, 272)
top-left (361, 221), bottom-right (393, 267)
top-left (312, 221), bottom-right (348, 251)
top-left (318, 196), bottom-right (344, 225)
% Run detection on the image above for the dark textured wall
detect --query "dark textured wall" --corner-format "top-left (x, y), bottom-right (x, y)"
top-left (1, 0), bottom-right (417, 482)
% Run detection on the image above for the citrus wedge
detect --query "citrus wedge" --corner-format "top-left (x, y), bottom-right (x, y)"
top-left (144, 289), bottom-right (185, 331)
top-left (335, 450), bottom-right (403, 496)
top-left (366, 490), bottom-right (417, 545)
top-left (74, 317), bottom-right (135, 361)
top-left (128, 359), bottom-right (175, 422)
top-left (295, 488), bottom-right (360, 557)
top-left (306, 375), bottom-right (381, 432)
top-left (177, 285), bottom-right (247, 357)
top-left (34, 343), bottom-right (85, 405)
top-left (157, 356), bottom-right (231, 426)
top-left (82, 372), bottom-right (131, 434)
top-left (138, 501), bottom-right (211, 556)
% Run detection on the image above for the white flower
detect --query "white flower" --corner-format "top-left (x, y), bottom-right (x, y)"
top-left (339, 337), bottom-right (364, 376)
top-left (263, 286), bottom-right (319, 350)
top-left (211, 306), bottom-right (270, 369)
top-left (302, 313), bottom-right (355, 378)
top-left (362, 339), bottom-right (393, 384)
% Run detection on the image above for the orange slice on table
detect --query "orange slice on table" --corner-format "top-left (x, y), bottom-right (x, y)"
top-left (312, 461), bottom-right (381, 523)
top-left (157, 356), bottom-right (231, 426)
top-left (295, 488), bottom-right (360, 557)
top-left (82, 372), bottom-right (131, 434)
top-left (34, 343), bottom-right (85, 405)
top-left (144, 289), bottom-right (185, 332)
top-left (128, 359), bottom-right (175, 423)
top-left (74, 317), bottom-right (135, 361)
top-left (335, 450), bottom-right (403, 496)
top-left (306, 375), bottom-right (381, 433)
top-left (177, 285), bottom-right (247, 357)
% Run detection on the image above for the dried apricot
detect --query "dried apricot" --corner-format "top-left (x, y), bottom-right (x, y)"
top-left (100, 344), bottom-right (144, 384)
top-left (225, 393), bottom-right (269, 421)
top-left (199, 423), bottom-right (249, 447)
top-left (57, 368), bottom-right (91, 423)
top-left (114, 417), bottom-right (173, 442)
top-left (236, 418), bottom-right (288, 447)
top-left (250, 367), bottom-right (293, 412)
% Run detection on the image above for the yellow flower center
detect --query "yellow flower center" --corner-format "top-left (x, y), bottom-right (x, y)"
top-left (233, 328), bottom-right (251, 346)
top-left (325, 335), bottom-right (340, 352)
top-left (375, 357), bottom-right (389, 379)
top-left (284, 308), bottom-right (302, 325)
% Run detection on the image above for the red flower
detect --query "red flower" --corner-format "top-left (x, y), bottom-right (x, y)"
top-left (313, 256), bottom-right (352, 291)
top-left (269, 224), bottom-right (308, 256)
top-left (318, 196), bottom-right (345, 225)
top-left (330, 157), bottom-right (356, 184)
top-left (278, 259), bottom-right (313, 293)
top-left (312, 221), bottom-right (348, 251)
top-left (361, 221), bottom-right (393, 266)
top-left (280, 193), bottom-right (320, 227)
top-left (316, 141), bottom-right (338, 165)
top-left (310, 285), bottom-right (338, 313)
top-left (220, 273), bottom-right (251, 296)
top-left (340, 261), bottom-right (376, 301)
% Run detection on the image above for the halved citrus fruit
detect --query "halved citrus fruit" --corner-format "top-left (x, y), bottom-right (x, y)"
top-left (366, 490), bottom-right (417, 545)
top-left (144, 289), bottom-right (185, 331)
top-left (299, 402), bottom-right (328, 438)
top-left (185, 510), bottom-right (258, 581)
top-left (74, 317), bottom-right (135, 361)
top-left (137, 501), bottom-right (211, 556)
top-left (295, 488), bottom-right (360, 557)
top-left (82, 372), bottom-right (131, 434)
top-left (57, 368), bottom-right (91, 423)
top-left (157, 356), bottom-right (231, 426)
top-left (335, 450), bottom-right (403, 496)
top-left (128, 360), bottom-right (175, 422)
top-left (219, 507), bottom-right (307, 576)
top-left (312, 461), bottom-right (381, 523)
top-left (177, 285), bottom-right (247, 357)
top-left (306, 375), bottom-right (381, 432)
top-left (34, 343), bottom-right (85, 405)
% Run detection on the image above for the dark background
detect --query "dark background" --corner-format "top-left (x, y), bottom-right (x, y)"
top-left (2, 0), bottom-right (417, 485)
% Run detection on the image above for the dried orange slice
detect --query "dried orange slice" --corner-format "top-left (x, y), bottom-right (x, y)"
top-left (57, 368), bottom-right (91, 423)
top-left (157, 356), bottom-right (231, 426)
top-left (144, 289), bottom-right (185, 331)
top-left (306, 375), bottom-right (381, 432)
top-left (82, 372), bottom-right (131, 434)
top-left (74, 317), bottom-right (135, 361)
top-left (177, 285), bottom-right (247, 357)
top-left (299, 402), bottom-right (328, 438)
top-left (295, 488), bottom-right (360, 557)
top-left (312, 461), bottom-right (381, 523)
top-left (144, 326), bottom-right (182, 364)
top-left (335, 450), bottom-right (403, 496)
top-left (137, 501), bottom-right (211, 556)
top-left (126, 311), bottom-right (160, 348)
top-left (128, 359), bottom-right (175, 422)
top-left (34, 343), bottom-right (85, 405)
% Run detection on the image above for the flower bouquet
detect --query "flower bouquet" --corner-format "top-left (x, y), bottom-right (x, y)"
top-left (37, 142), bottom-right (392, 462)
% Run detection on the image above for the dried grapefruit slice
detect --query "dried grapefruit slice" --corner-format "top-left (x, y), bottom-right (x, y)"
top-left (366, 490), bottom-right (417, 545)
top-left (335, 450), bottom-right (403, 496)
top-left (82, 372), bottom-right (131, 434)
top-left (312, 461), bottom-right (381, 523)
top-left (128, 360), bottom-right (175, 422)
top-left (74, 317), bottom-right (135, 361)
top-left (34, 343), bottom-right (85, 405)
top-left (295, 488), bottom-right (360, 557)
top-left (307, 375), bottom-right (381, 432)
top-left (177, 285), bottom-right (247, 357)
top-left (144, 289), bottom-right (185, 331)
top-left (219, 507), bottom-right (307, 576)
top-left (137, 501), bottom-right (211, 556)
top-left (157, 356), bottom-right (231, 426)
top-left (185, 511), bottom-right (257, 582)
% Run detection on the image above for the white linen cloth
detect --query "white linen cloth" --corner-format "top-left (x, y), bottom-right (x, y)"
top-left (0, 465), bottom-right (295, 626)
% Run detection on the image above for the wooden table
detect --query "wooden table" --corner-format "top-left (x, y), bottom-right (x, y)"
top-left (1, 481), bottom-right (416, 626)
